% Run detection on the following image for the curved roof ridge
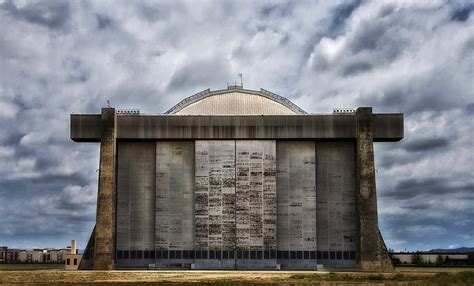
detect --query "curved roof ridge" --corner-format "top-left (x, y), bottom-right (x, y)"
top-left (165, 87), bottom-right (306, 115)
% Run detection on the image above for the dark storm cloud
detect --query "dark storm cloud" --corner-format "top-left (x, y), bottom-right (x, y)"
top-left (260, 2), bottom-right (294, 18)
top-left (96, 14), bottom-right (112, 29)
top-left (359, 69), bottom-right (469, 115)
top-left (450, 2), bottom-right (474, 22)
top-left (29, 173), bottom-right (88, 185)
top-left (403, 137), bottom-right (450, 152)
top-left (329, 0), bottom-right (362, 34)
top-left (167, 59), bottom-right (232, 91)
top-left (340, 60), bottom-right (372, 76)
top-left (0, 0), bottom-right (70, 30)
top-left (383, 177), bottom-right (474, 200)
top-left (465, 103), bottom-right (474, 115)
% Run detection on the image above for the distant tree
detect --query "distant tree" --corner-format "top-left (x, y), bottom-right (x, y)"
top-left (436, 254), bottom-right (445, 266)
top-left (412, 252), bottom-right (423, 265)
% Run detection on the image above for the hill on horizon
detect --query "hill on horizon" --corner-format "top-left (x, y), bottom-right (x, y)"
top-left (427, 247), bottom-right (474, 253)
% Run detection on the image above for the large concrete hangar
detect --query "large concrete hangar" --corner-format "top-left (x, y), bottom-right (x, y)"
top-left (70, 86), bottom-right (403, 271)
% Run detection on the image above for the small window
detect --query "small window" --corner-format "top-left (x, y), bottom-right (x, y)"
top-left (137, 251), bottom-right (143, 259)
top-left (66, 258), bottom-right (70, 265)
top-left (117, 251), bottom-right (123, 259)
top-left (150, 251), bottom-right (155, 259)
top-left (330, 251), bottom-right (335, 260)
top-left (144, 251), bottom-right (149, 259)
top-left (237, 251), bottom-right (242, 259)
top-left (304, 251), bottom-right (309, 259)
top-left (196, 250), bottom-right (202, 259)
top-left (343, 251), bottom-right (349, 260)
top-left (256, 251), bottom-right (262, 259)
top-left (216, 251), bottom-right (221, 259)
top-left (162, 251), bottom-right (168, 259)
top-left (310, 251), bottom-right (316, 260)
top-left (243, 251), bottom-right (249, 259)
top-left (250, 251), bottom-right (256, 259)
top-left (349, 251), bottom-right (356, 260)
top-left (283, 251), bottom-right (289, 260)
top-left (130, 251), bottom-right (137, 259)
top-left (73, 258), bottom-right (77, 265)
top-left (317, 251), bottom-right (322, 260)
top-left (323, 251), bottom-right (328, 260)
top-left (189, 250), bottom-right (195, 259)
top-left (209, 250), bottom-right (215, 259)
top-left (156, 251), bottom-right (162, 259)
top-left (183, 250), bottom-right (189, 259)
top-left (202, 251), bottom-right (208, 259)
top-left (228, 251), bottom-right (234, 259)
top-left (124, 251), bottom-right (129, 259)
top-left (270, 250), bottom-right (276, 259)
top-left (170, 251), bottom-right (176, 259)
top-left (297, 251), bottom-right (303, 259)
top-left (264, 251), bottom-right (269, 259)
top-left (223, 251), bottom-right (228, 259)
top-left (337, 251), bottom-right (342, 260)
top-left (290, 251), bottom-right (296, 260)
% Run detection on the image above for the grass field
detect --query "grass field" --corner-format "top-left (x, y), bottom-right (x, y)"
top-left (0, 266), bottom-right (473, 285)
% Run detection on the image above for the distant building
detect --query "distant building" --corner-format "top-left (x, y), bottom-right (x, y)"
top-left (0, 246), bottom-right (69, 263)
top-left (64, 240), bottom-right (82, 271)
top-left (0, 247), bottom-right (7, 262)
top-left (391, 252), bottom-right (473, 265)
top-left (71, 86), bottom-right (404, 271)
top-left (0, 247), bottom-right (23, 263)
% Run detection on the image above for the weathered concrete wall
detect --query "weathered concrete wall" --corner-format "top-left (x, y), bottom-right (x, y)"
top-left (235, 141), bottom-right (277, 269)
top-left (195, 141), bottom-right (236, 251)
top-left (316, 142), bottom-right (357, 267)
top-left (116, 142), bottom-right (155, 266)
top-left (71, 114), bottom-right (404, 142)
top-left (155, 141), bottom-right (194, 251)
top-left (276, 141), bottom-right (317, 268)
top-left (93, 108), bottom-right (116, 270)
top-left (236, 141), bottom-right (276, 251)
top-left (194, 141), bottom-right (236, 269)
top-left (356, 107), bottom-right (393, 271)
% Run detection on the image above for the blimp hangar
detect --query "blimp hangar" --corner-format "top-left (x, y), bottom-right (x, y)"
top-left (70, 86), bottom-right (403, 271)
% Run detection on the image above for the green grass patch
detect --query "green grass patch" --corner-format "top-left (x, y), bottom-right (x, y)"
top-left (426, 271), bottom-right (474, 286)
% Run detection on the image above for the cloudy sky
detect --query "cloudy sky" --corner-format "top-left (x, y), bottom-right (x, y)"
top-left (0, 0), bottom-right (473, 251)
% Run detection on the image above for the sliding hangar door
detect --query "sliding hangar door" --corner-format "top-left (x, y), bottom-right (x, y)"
top-left (115, 140), bottom-right (356, 269)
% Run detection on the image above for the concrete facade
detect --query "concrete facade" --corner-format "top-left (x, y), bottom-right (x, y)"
top-left (71, 87), bottom-right (403, 271)
top-left (93, 108), bottom-right (117, 270)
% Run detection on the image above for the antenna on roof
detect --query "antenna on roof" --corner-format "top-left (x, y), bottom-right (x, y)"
top-left (107, 100), bottom-right (111, 108)
top-left (238, 73), bottom-right (243, 87)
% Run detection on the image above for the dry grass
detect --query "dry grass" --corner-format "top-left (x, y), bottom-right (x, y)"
top-left (0, 267), bottom-right (473, 285)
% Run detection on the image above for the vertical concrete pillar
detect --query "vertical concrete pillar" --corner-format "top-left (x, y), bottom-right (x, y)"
top-left (93, 108), bottom-right (117, 270)
top-left (356, 107), bottom-right (393, 272)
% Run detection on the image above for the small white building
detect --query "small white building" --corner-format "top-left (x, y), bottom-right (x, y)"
top-left (64, 240), bottom-right (82, 271)
top-left (392, 252), bottom-right (469, 264)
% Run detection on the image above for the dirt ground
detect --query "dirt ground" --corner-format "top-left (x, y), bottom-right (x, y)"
top-left (0, 266), bottom-right (473, 285)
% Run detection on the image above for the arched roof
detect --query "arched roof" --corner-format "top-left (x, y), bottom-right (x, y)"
top-left (165, 87), bottom-right (306, 115)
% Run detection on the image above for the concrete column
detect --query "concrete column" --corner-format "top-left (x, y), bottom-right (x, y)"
top-left (93, 108), bottom-right (117, 270)
top-left (356, 107), bottom-right (393, 271)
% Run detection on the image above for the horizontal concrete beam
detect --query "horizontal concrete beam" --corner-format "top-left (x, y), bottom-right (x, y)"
top-left (71, 113), bottom-right (403, 142)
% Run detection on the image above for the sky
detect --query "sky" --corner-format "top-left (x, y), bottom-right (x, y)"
top-left (0, 0), bottom-right (473, 251)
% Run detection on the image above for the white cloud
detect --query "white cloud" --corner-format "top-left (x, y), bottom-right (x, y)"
top-left (0, 100), bottom-right (19, 119)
